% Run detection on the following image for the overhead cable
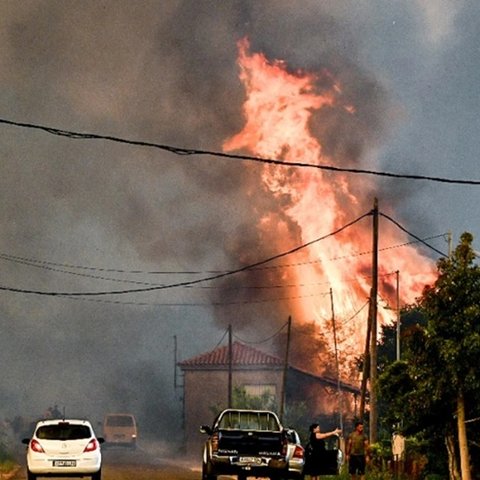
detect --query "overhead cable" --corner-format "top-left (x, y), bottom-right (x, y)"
top-left (232, 321), bottom-right (289, 345)
top-left (0, 117), bottom-right (479, 185)
top-left (0, 232), bottom-right (446, 280)
top-left (45, 289), bottom-right (332, 308)
top-left (379, 213), bottom-right (447, 258)
top-left (0, 211), bottom-right (371, 297)
top-left (211, 328), bottom-right (229, 351)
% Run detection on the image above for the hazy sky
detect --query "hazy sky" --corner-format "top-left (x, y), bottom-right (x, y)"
top-left (0, 1), bottom-right (479, 435)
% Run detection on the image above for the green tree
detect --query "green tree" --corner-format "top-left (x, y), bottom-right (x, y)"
top-left (377, 305), bottom-right (427, 372)
top-left (209, 386), bottom-right (277, 418)
top-left (378, 325), bottom-right (453, 477)
top-left (419, 232), bottom-right (480, 480)
top-left (378, 232), bottom-right (480, 479)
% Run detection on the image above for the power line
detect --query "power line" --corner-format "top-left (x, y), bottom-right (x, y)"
top-left (340, 300), bottom-right (370, 326)
top-left (211, 328), bottom-right (230, 351)
top-left (232, 321), bottom-right (289, 345)
top-left (0, 211), bottom-right (371, 297)
top-left (53, 290), bottom-right (331, 308)
top-left (379, 213), bottom-right (447, 257)
top-left (0, 211), bottom-right (445, 298)
top-left (0, 251), bottom-right (208, 275)
top-left (0, 233), bottom-right (446, 286)
top-left (0, 249), bottom-right (426, 291)
top-left (1, 117), bottom-right (479, 185)
top-left (4, 268), bottom-right (426, 308)
top-left (0, 252), bottom-right (167, 287)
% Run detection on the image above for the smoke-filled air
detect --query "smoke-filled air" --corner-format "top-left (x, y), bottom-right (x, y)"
top-left (1, 0), bottom-right (479, 441)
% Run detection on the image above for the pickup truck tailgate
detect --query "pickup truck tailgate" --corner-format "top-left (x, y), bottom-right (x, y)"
top-left (218, 430), bottom-right (284, 456)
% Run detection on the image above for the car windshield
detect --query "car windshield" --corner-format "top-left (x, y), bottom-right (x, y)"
top-left (106, 415), bottom-right (134, 427)
top-left (36, 424), bottom-right (91, 440)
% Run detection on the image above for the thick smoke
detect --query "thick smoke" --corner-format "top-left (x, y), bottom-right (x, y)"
top-left (0, 0), bottom-right (478, 440)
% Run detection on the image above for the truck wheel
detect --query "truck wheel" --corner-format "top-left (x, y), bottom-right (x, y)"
top-left (27, 470), bottom-right (36, 480)
top-left (202, 460), bottom-right (217, 480)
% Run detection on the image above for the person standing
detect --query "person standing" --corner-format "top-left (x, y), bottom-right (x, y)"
top-left (305, 423), bottom-right (342, 480)
top-left (51, 405), bottom-right (62, 418)
top-left (345, 421), bottom-right (369, 480)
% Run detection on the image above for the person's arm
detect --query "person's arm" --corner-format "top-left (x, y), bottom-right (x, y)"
top-left (364, 437), bottom-right (369, 451)
top-left (315, 428), bottom-right (341, 440)
top-left (345, 435), bottom-right (351, 459)
top-left (364, 437), bottom-right (370, 462)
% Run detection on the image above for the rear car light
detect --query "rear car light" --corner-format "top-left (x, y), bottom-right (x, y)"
top-left (293, 445), bottom-right (304, 459)
top-left (281, 438), bottom-right (288, 456)
top-left (83, 439), bottom-right (99, 452)
top-left (30, 439), bottom-right (45, 453)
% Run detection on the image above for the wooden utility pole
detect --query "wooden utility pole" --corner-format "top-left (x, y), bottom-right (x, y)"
top-left (228, 325), bottom-right (232, 408)
top-left (447, 231), bottom-right (453, 257)
top-left (395, 270), bottom-right (400, 361)
top-left (280, 316), bottom-right (292, 422)
top-left (359, 291), bottom-right (373, 421)
top-left (330, 289), bottom-right (343, 431)
top-left (173, 335), bottom-right (178, 389)
top-left (369, 198), bottom-right (379, 444)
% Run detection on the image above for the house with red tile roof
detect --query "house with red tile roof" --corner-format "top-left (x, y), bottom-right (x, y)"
top-left (178, 341), bottom-right (360, 454)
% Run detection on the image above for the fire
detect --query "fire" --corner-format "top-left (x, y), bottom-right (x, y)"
top-left (223, 38), bottom-right (436, 380)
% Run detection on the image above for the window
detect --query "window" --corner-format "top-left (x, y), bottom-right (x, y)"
top-left (218, 410), bottom-right (281, 431)
top-left (105, 415), bottom-right (134, 427)
top-left (37, 424), bottom-right (91, 440)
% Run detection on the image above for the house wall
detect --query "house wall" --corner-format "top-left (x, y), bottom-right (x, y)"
top-left (181, 366), bottom-right (359, 456)
top-left (182, 367), bottom-right (283, 455)
top-left (285, 372), bottom-right (359, 430)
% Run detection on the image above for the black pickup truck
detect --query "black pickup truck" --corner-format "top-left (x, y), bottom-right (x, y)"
top-left (200, 408), bottom-right (289, 480)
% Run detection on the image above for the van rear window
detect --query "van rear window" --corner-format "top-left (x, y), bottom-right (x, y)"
top-left (105, 415), bottom-right (134, 427)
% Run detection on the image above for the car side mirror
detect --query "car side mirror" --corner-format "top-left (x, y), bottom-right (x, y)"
top-left (21, 438), bottom-right (30, 445)
top-left (200, 425), bottom-right (212, 435)
top-left (97, 437), bottom-right (105, 444)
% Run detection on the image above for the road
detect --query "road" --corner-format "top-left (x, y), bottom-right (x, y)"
top-left (10, 441), bottom-right (202, 480)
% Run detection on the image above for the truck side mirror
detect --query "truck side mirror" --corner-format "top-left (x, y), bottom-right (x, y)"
top-left (200, 425), bottom-right (212, 435)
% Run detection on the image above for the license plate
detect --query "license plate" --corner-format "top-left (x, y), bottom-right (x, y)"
top-left (239, 457), bottom-right (256, 463)
top-left (53, 460), bottom-right (76, 467)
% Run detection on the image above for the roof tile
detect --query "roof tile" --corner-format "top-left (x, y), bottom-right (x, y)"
top-left (178, 341), bottom-right (283, 367)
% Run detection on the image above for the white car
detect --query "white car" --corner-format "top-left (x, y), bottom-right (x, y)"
top-left (22, 418), bottom-right (104, 480)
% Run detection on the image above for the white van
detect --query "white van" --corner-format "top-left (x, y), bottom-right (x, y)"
top-left (103, 413), bottom-right (137, 448)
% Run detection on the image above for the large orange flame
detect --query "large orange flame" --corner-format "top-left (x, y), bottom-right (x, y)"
top-left (223, 38), bottom-right (436, 380)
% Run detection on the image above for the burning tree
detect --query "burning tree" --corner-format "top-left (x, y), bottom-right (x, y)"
top-left (218, 38), bottom-right (437, 407)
